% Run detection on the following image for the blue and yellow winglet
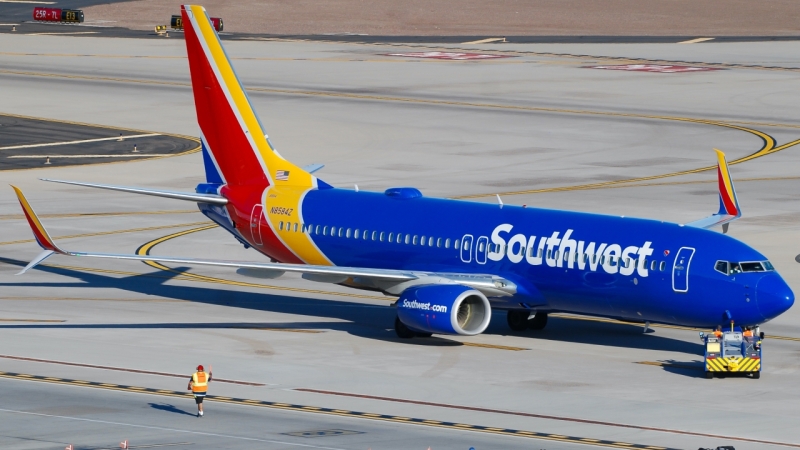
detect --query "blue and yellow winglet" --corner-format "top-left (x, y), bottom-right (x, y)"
top-left (714, 149), bottom-right (741, 218)
top-left (10, 185), bottom-right (67, 274)
top-left (685, 150), bottom-right (742, 232)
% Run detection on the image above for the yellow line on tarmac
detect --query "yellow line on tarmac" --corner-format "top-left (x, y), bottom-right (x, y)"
top-left (0, 370), bottom-right (679, 450)
top-left (462, 342), bottom-right (528, 351)
top-left (7, 70), bottom-right (794, 199)
top-left (0, 221), bottom-right (212, 246)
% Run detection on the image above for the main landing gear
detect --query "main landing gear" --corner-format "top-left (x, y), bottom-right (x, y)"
top-left (394, 316), bottom-right (432, 339)
top-left (507, 310), bottom-right (548, 331)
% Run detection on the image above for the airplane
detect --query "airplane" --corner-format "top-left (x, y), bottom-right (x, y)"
top-left (10, 4), bottom-right (794, 340)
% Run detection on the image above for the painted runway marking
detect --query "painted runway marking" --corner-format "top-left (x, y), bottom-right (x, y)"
top-left (461, 38), bottom-right (506, 44)
top-left (462, 342), bottom-right (528, 351)
top-left (384, 52), bottom-right (513, 60)
top-left (678, 37), bottom-right (716, 44)
top-left (0, 318), bottom-right (64, 322)
top-left (0, 133), bottom-right (160, 150)
top-left (293, 387), bottom-right (800, 447)
top-left (0, 354), bottom-right (265, 386)
top-left (27, 31), bottom-right (100, 36)
top-left (0, 407), bottom-right (347, 450)
top-left (0, 371), bottom-right (679, 450)
top-left (587, 64), bottom-right (722, 73)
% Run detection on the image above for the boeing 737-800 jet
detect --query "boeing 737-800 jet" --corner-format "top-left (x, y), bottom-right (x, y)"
top-left (11, 5), bottom-right (794, 339)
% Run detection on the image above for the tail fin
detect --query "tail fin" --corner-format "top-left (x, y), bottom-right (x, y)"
top-left (182, 5), bottom-right (320, 189)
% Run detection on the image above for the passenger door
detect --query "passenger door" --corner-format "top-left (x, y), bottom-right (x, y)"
top-left (672, 247), bottom-right (695, 293)
top-left (250, 204), bottom-right (264, 246)
top-left (460, 234), bottom-right (473, 263)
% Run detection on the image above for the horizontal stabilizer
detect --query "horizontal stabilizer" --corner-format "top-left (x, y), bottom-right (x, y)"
top-left (302, 164), bottom-right (324, 174)
top-left (41, 179), bottom-right (227, 205)
top-left (685, 149), bottom-right (742, 232)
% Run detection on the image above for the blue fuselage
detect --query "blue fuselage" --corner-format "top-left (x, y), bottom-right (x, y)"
top-left (296, 188), bottom-right (793, 327)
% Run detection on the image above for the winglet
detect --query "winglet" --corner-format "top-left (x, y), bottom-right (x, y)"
top-left (715, 149), bottom-right (741, 218)
top-left (10, 185), bottom-right (65, 254)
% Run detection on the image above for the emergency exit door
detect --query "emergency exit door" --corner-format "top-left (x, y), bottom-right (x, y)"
top-left (250, 204), bottom-right (264, 246)
top-left (672, 247), bottom-right (695, 293)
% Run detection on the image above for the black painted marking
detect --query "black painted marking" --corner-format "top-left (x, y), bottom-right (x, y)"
top-left (282, 429), bottom-right (364, 438)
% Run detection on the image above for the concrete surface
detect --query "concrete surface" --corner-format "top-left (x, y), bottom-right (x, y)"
top-left (1, 34), bottom-right (799, 449)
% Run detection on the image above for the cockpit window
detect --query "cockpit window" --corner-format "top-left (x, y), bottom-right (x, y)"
top-left (715, 260), bottom-right (774, 275)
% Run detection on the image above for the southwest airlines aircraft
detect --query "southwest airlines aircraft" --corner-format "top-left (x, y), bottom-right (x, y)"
top-left (12, 5), bottom-right (794, 339)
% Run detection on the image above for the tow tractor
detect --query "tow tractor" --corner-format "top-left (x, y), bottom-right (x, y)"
top-left (700, 324), bottom-right (763, 379)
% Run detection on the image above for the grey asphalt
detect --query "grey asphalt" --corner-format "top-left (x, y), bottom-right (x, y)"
top-left (0, 33), bottom-right (799, 450)
top-left (0, 114), bottom-right (197, 170)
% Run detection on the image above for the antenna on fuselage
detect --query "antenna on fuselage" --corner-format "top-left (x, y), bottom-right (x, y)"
top-left (496, 194), bottom-right (503, 209)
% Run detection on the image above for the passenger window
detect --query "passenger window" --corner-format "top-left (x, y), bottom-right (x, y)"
top-left (547, 250), bottom-right (551, 260)
top-left (445, 238), bottom-right (451, 249)
top-left (323, 226), bottom-right (328, 236)
top-left (396, 234), bottom-right (402, 244)
top-left (413, 235), bottom-right (418, 245)
top-left (389, 232), bottom-right (394, 241)
top-left (659, 261), bottom-right (666, 271)
top-left (436, 238), bottom-right (441, 248)
top-left (354, 229), bottom-right (360, 239)
top-left (346, 228), bottom-right (352, 238)
top-left (405, 235), bottom-right (410, 244)
top-left (380, 232), bottom-right (385, 242)
top-left (478, 241), bottom-right (485, 252)
top-left (338, 228), bottom-right (344, 238)
top-left (372, 231), bottom-right (377, 241)
top-left (428, 237), bottom-right (434, 247)
top-left (421, 235), bottom-right (426, 245)
top-left (363, 230), bottom-right (369, 240)
top-left (315, 225), bottom-right (321, 235)
top-left (331, 226), bottom-right (337, 236)
top-left (650, 260), bottom-right (656, 271)
top-left (293, 223), bottom-right (298, 232)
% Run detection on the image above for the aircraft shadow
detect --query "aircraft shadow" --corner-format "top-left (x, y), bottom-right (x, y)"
top-left (0, 256), bottom-right (700, 354)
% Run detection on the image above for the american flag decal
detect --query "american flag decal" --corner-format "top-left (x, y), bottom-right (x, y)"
top-left (275, 170), bottom-right (289, 181)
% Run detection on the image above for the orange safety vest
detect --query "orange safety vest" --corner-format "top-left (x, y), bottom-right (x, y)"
top-left (713, 331), bottom-right (722, 338)
top-left (191, 372), bottom-right (208, 393)
top-left (743, 330), bottom-right (753, 337)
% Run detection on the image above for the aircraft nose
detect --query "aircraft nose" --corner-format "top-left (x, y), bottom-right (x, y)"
top-left (756, 273), bottom-right (795, 321)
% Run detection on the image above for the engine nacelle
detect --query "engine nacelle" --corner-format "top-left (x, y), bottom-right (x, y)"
top-left (396, 285), bottom-right (491, 336)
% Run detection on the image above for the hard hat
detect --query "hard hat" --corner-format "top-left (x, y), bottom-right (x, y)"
top-left (197, 365), bottom-right (204, 371)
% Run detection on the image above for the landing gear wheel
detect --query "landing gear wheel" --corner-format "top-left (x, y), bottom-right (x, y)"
top-left (705, 371), bottom-right (714, 379)
top-left (528, 312), bottom-right (548, 330)
top-left (507, 310), bottom-right (530, 331)
top-left (752, 371), bottom-right (761, 379)
top-left (395, 316), bottom-right (416, 339)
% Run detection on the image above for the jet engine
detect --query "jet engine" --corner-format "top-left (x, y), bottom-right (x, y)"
top-left (396, 285), bottom-right (491, 336)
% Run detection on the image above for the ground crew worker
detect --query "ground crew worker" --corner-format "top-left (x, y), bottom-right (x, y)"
top-left (713, 326), bottom-right (723, 338)
top-left (188, 364), bottom-right (212, 417)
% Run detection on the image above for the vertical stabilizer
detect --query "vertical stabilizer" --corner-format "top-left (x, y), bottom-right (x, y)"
top-left (181, 5), bottom-right (317, 188)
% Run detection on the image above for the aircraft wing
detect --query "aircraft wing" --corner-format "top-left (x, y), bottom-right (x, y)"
top-left (10, 186), bottom-right (516, 298)
top-left (684, 149), bottom-right (742, 232)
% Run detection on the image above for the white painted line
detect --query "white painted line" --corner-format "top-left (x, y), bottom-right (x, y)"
top-left (462, 37), bottom-right (506, 44)
top-left (0, 133), bottom-right (160, 150)
top-left (9, 154), bottom-right (174, 158)
top-left (0, 23), bottom-right (20, 26)
top-left (0, 408), bottom-right (347, 450)
top-left (678, 37), bottom-right (715, 44)
top-left (27, 32), bottom-right (100, 36)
